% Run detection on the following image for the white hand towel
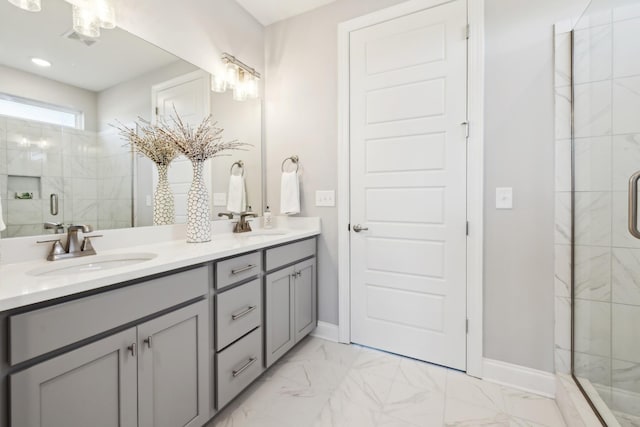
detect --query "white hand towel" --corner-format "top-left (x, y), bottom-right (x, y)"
top-left (280, 171), bottom-right (300, 215)
top-left (226, 174), bottom-right (246, 213)
top-left (0, 198), bottom-right (6, 232)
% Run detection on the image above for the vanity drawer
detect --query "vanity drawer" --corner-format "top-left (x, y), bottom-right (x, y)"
top-left (216, 279), bottom-right (261, 351)
top-left (216, 252), bottom-right (261, 290)
top-left (9, 266), bottom-right (209, 366)
top-left (216, 327), bottom-right (263, 409)
top-left (266, 238), bottom-right (316, 272)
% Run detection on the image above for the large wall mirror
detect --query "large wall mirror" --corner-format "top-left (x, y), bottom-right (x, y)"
top-left (0, 0), bottom-right (262, 238)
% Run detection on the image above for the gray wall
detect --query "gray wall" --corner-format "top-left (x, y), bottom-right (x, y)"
top-left (483, 0), bottom-right (586, 372)
top-left (113, 0), bottom-right (265, 82)
top-left (265, 0), bottom-right (587, 372)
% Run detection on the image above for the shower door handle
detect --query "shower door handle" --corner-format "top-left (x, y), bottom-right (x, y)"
top-left (629, 171), bottom-right (640, 239)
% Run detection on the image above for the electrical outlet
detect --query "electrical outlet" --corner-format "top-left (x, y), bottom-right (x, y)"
top-left (315, 190), bottom-right (335, 207)
top-left (213, 192), bottom-right (227, 207)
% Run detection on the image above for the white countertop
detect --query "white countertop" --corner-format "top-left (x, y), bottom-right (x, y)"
top-left (0, 218), bottom-right (320, 312)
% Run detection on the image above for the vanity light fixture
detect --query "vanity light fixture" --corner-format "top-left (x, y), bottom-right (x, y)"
top-left (7, 0), bottom-right (40, 12)
top-left (69, 0), bottom-right (116, 38)
top-left (31, 57), bottom-right (51, 67)
top-left (8, 0), bottom-right (116, 38)
top-left (212, 53), bottom-right (260, 101)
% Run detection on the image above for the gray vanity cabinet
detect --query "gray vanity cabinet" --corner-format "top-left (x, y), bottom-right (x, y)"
top-left (265, 239), bottom-right (317, 368)
top-left (8, 265), bottom-right (210, 427)
top-left (10, 328), bottom-right (139, 427)
top-left (11, 300), bottom-right (209, 427)
top-left (265, 266), bottom-right (296, 367)
top-left (137, 300), bottom-right (209, 427)
top-left (293, 257), bottom-right (317, 342)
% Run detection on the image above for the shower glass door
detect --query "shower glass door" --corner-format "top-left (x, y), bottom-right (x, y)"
top-left (572, 0), bottom-right (640, 424)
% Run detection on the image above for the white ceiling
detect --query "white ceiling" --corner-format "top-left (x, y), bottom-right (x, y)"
top-left (0, 0), bottom-right (182, 92)
top-left (234, 0), bottom-right (338, 26)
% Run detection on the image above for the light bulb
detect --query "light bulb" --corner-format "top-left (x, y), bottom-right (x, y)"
top-left (225, 62), bottom-right (238, 89)
top-left (233, 69), bottom-right (248, 101)
top-left (211, 74), bottom-right (227, 93)
top-left (95, 0), bottom-right (116, 29)
top-left (8, 0), bottom-right (40, 12)
top-left (73, 5), bottom-right (100, 38)
top-left (246, 75), bottom-right (259, 99)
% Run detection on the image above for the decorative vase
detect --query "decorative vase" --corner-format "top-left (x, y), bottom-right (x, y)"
top-left (153, 163), bottom-right (175, 225)
top-left (186, 160), bottom-right (211, 243)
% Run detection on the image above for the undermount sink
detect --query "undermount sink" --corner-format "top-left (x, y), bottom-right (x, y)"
top-left (28, 252), bottom-right (158, 277)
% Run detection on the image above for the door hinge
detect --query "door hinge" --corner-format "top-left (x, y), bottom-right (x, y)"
top-left (155, 107), bottom-right (159, 115)
top-left (347, 223), bottom-right (351, 231)
top-left (461, 121), bottom-right (470, 138)
top-left (466, 221), bottom-right (469, 236)
top-left (465, 24), bottom-right (470, 39)
top-left (466, 319), bottom-right (469, 333)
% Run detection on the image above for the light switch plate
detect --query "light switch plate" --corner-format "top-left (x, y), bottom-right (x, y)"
top-left (496, 187), bottom-right (513, 209)
top-left (145, 195), bottom-right (152, 207)
top-left (213, 192), bottom-right (227, 207)
top-left (315, 190), bottom-right (335, 207)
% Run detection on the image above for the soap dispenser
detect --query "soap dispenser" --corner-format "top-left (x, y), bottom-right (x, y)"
top-left (263, 205), bottom-right (273, 229)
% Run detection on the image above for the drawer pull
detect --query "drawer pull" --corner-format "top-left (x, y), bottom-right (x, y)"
top-left (128, 343), bottom-right (137, 357)
top-left (144, 336), bottom-right (152, 349)
top-left (231, 264), bottom-right (257, 275)
top-left (232, 357), bottom-right (257, 377)
top-left (231, 305), bottom-right (257, 320)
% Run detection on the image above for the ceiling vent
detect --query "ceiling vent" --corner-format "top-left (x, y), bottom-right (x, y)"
top-left (62, 29), bottom-right (98, 47)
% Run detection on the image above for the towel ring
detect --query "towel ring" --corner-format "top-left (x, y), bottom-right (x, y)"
top-left (281, 155), bottom-right (299, 173)
top-left (230, 160), bottom-right (244, 176)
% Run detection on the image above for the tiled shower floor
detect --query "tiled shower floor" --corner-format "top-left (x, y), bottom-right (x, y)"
top-left (207, 337), bottom-right (566, 426)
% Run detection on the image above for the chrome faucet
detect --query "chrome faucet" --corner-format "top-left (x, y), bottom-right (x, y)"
top-left (233, 212), bottom-right (257, 233)
top-left (44, 221), bottom-right (64, 234)
top-left (37, 224), bottom-right (102, 261)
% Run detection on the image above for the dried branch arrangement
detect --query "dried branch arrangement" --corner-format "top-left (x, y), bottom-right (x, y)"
top-left (158, 107), bottom-right (251, 162)
top-left (112, 118), bottom-right (179, 166)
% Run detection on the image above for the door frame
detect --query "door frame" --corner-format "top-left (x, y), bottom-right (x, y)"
top-left (150, 70), bottom-right (212, 215)
top-left (336, 0), bottom-right (485, 378)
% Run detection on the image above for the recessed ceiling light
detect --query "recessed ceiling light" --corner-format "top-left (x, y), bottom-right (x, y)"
top-left (31, 57), bottom-right (51, 67)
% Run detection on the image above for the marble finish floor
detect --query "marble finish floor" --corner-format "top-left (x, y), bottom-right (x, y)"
top-left (207, 337), bottom-right (566, 427)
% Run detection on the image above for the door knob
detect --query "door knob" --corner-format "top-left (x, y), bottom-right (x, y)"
top-left (353, 224), bottom-right (369, 232)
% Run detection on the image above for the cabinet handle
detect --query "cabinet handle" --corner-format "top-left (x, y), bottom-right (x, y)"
top-left (144, 336), bottom-right (152, 348)
top-left (232, 357), bottom-right (257, 377)
top-left (128, 343), bottom-right (137, 357)
top-left (231, 264), bottom-right (256, 275)
top-left (231, 305), bottom-right (257, 320)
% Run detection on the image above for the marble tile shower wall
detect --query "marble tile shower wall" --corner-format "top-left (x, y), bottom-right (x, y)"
top-left (555, 5), bottom-right (640, 417)
top-left (0, 116), bottom-right (132, 238)
top-left (97, 129), bottom-right (132, 230)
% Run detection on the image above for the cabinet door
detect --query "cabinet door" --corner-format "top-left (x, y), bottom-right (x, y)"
top-left (137, 300), bottom-right (210, 427)
top-left (294, 257), bottom-right (317, 342)
top-left (265, 266), bottom-right (295, 367)
top-left (10, 328), bottom-right (137, 427)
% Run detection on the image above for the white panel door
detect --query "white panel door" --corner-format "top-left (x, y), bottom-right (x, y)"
top-left (153, 71), bottom-right (211, 223)
top-left (350, 0), bottom-right (468, 370)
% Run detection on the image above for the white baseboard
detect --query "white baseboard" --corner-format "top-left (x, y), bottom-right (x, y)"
top-left (310, 321), bottom-right (340, 342)
top-left (482, 358), bottom-right (556, 398)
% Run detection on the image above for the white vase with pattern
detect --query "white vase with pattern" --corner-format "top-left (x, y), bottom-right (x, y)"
top-left (186, 160), bottom-right (211, 243)
top-left (153, 163), bottom-right (175, 225)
